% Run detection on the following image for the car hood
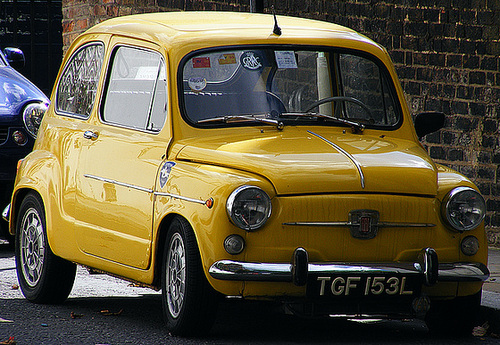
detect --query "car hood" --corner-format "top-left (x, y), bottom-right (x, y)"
top-left (176, 128), bottom-right (438, 196)
top-left (0, 66), bottom-right (48, 119)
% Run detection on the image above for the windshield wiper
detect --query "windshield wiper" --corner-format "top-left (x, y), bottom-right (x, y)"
top-left (279, 112), bottom-right (365, 133)
top-left (197, 114), bottom-right (284, 130)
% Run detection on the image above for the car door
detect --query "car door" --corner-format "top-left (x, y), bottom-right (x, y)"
top-left (75, 40), bottom-right (169, 269)
top-left (49, 41), bottom-right (106, 258)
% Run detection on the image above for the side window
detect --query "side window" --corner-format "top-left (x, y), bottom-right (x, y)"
top-left (102, 46), bottom-right (167, 132)
top-left (56, 43), bottom-right (104, 118)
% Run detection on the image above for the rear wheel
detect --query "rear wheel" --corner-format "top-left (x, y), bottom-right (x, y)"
top-left (425, 290), bottom-right (482, 336)
top-left (15, 192), bottom-right (76, 303)
top-left (161, 216), bottom-right (219, 336)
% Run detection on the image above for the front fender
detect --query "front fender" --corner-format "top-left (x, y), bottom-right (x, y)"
top-left (154, 160), bottom-right (276, 295)
top-left (11, 149), bottom-right (73, 258)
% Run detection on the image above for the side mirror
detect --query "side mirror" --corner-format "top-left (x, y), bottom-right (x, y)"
top-left (3, 47), bottom-right (25, 70)
top-left (414, 112), bottom-right (445, 139)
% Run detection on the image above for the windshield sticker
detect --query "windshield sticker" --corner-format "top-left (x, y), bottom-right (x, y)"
top-left (159, 161), bottom-right (176, 188)
top-left (275, 51), bottom-right (298, 69)
top-left (218, 53), bottom-right (237, 65)
top-left (192, 57), bottom-right (211, 69)
top-left (240, 51), bottom-right (263, 70)
top-left (188, 77), bottom-right (207, 92)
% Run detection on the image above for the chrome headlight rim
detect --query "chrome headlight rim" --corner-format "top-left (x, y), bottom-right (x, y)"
top-left (442, 186), bottom-right (486, 232)
top-left (226, 185), bottom-right (272, 231)
top-left (22, 101), bottom-right (48, 138)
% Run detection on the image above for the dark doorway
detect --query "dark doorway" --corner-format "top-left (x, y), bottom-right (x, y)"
top-left (0, 0), bottom-right (63, 97)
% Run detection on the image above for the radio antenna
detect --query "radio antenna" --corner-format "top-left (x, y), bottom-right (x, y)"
top-left (272, 6), bottom-right (282, 36)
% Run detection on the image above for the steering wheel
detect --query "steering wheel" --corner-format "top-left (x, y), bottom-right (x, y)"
top-left (266, 91), bottom-right (287, 115)
top-left (305, 96), bottom-right (373, 120)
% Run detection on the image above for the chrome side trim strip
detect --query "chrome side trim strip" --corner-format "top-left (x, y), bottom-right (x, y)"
top-left (84, 174), bottom-right (206, 206)
top-left (154, 192), bottom-right (207, 205)
top-left (84, 174), bottom-right (153, 193)
top-left (284, 221), bottom-right (348, 227)
top-left (283, 221), bottom-right (436, 228)
top-left (308, 130), bottom-right (365, 189)
top-left (378, 222), bottom-right (436, 228)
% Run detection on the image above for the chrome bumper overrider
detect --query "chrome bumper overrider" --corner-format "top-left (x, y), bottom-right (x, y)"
top-left (208, 247), bottom-right (489, 286)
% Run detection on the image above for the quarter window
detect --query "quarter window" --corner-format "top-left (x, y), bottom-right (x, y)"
top-left (56, 43), bottom-right (104, 118)
top-left (102, 46), bottom-right (167, 132)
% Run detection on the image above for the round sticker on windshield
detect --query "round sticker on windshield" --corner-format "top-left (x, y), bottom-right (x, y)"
top-left (188, 77), bottom-right (207, 92)
top-left (240, 51), bottom-right (263, 70)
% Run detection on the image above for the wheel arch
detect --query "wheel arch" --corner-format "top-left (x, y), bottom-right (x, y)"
top-left (152, 212), bottom-right (185, 289)
top-left (10, 187), bottom-right (43, 236)
top-left (9, 150), bottom-right (63, 237)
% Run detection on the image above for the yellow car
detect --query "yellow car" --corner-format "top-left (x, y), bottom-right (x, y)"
top-left (4, 12), bottom-right (489, 336)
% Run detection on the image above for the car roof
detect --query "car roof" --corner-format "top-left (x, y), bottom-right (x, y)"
top-left (84, 11), bottom-right (382, 54)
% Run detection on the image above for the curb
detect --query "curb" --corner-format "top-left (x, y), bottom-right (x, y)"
top-left (480, 289), bottom-right (500, 336)
top-left (480, 306), bottom-right (500, 335)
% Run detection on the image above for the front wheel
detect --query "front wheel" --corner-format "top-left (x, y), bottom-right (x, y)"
top-left (161, 217), bottom-right (219, 336)
top-left (15, 192), bottom-right (76, 304)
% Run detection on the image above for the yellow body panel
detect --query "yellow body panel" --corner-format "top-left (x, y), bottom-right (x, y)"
top-left (9, 12), bottom-right (487, 304)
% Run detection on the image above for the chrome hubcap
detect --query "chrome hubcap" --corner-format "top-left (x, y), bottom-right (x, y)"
top-left (166, 233), bottom-right (186, 318)
top-left (20, 208), bottom-right (45, 287)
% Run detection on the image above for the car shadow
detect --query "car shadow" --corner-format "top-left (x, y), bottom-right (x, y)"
top-left (0, 242), bottom-right (14, 258)
top-left (0, 241), bottom-right (489, 344)
top-left (2, 295), bottom-right (430, 343)
top-left (2, 287), bottom-right (495, 344)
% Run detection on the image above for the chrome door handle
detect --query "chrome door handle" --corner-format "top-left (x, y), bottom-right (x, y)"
top-left (83, 130), bottom-right (98, 140)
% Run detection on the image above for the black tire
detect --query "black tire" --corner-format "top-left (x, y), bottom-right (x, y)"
top-left (15, 192), bottom-right (76, 304)
top-left (161, 216), bottom-right (219, 336)
top-left (425, 290), bottom-right (482, 336)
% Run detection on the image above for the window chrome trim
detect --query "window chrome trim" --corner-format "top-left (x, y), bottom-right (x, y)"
top-left (99, 44), bottom-right (167, 134)
top-left (178, 45), bottom-right (404, 131)
top-left (308, 130), bottom-right (365, 189)
top-left (55, 42), bottom-right (105, 120)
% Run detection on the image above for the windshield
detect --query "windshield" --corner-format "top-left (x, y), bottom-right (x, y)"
top-left (181, 47), bottom-right (401, 129)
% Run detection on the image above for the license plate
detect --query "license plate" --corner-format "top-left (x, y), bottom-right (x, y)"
top-left (307, 275), bottom-right (420, 299)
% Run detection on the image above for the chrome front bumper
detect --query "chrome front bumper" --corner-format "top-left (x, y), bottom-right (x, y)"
top-left (209, 247), bottom-right (489, 286)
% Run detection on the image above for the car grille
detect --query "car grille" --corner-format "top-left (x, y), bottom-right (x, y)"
top-left (0, 127), bottom-right (7, 144)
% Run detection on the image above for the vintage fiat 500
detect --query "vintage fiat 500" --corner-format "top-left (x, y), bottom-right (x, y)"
top-left (4, 12), bottom-right (489, 336)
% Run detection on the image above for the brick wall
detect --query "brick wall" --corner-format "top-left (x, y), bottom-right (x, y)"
top-left (61, 0), bottom-right (250, 50)
top-left (291, 0), bottom-right (500, 247)
top-left (62, 0), bottom-right (500, 247)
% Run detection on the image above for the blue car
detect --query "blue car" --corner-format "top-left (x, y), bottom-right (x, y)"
top-left (0, 47), bottom-right (49, 242)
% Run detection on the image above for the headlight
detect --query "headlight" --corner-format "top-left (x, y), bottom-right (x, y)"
top-left (226, 185), bottom-right (271, 231)
top-left (442, 187), bottom-right (485, 232)
top-left (23, 102), bottom-right (48, 138)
